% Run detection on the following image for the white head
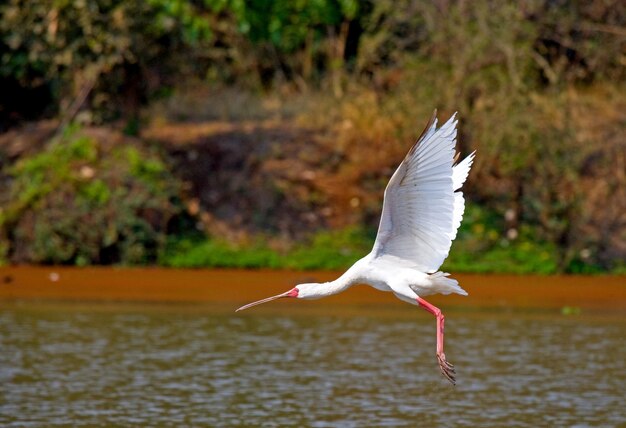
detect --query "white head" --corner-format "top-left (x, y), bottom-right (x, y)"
top-left (235, 282), bottom-right (325, 312)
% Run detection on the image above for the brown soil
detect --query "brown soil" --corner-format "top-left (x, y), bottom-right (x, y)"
top-left (0, 119), bottom-right (379, 244)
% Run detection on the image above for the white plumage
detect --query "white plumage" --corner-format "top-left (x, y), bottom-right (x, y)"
top-left (372, 111), bottom-right (474, 274)
top-left (237, 111), bottom-right (475, 384)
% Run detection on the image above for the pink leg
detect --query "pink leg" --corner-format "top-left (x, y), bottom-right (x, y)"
top-left (417, 297), bottom-right (456, 385)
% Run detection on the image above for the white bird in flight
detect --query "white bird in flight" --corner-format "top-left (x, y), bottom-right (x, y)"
top-left (237, 111), bottom-right (475, 384)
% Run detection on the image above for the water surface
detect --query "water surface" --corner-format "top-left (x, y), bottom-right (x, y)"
top-left (1, 302), bottom-right (624, 427)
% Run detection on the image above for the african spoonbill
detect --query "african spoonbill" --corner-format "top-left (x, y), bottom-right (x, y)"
top-left (237, 111), bottom-right (475, 384)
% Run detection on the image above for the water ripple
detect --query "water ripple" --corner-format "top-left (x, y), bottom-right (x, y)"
top-left (1, 305), bottom-right (624, 427)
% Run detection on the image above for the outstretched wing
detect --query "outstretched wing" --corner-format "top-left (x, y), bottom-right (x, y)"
top-left (371, 111), bottom-right (475, 273)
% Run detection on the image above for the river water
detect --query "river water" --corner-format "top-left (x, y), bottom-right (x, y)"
top-left (1, 300), bottom-right (624, 427)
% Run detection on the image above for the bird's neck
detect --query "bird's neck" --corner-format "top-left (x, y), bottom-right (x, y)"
top-left (321, 271), bottom-right (357, 297)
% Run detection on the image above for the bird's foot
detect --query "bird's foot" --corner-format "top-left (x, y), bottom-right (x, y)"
top-left (437, 352), bottom-right (456, 385)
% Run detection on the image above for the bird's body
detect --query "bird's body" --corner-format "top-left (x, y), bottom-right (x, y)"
top-left (237, 111), bottom-right (475, 384)
top-left (293, 255), bottom-right (462, 303)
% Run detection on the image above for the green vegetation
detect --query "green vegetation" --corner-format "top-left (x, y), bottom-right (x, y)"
top-left (0, 125), bottom-right (189, 265)
top-left (161, 227), bottom-right (374, 270)
top-left (160, 208), bottom-right (568, 274)
top-left (0, 1), bottom-right (624, 273)
top-left (442, 206), bottom-right (560, 274)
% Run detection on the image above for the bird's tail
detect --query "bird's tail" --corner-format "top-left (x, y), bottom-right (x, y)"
top-left (429, 272), bottom-right (468, 296)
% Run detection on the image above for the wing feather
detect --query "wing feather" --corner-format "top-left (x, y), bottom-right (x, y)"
top-left (371, 112), bottom-right (474, 273)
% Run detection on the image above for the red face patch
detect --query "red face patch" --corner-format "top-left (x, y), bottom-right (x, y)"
top-left (287, 287), bottom-right (299, 298)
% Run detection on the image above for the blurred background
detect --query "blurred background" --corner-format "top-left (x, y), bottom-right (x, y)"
top-left (0, 0), bottom-right (624, 273)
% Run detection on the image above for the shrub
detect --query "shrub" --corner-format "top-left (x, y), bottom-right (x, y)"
top-left (0, 125), bottom-right (187, 265)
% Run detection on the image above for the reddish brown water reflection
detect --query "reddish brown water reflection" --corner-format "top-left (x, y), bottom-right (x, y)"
top-left (0, 267), bottom-right (624, 311)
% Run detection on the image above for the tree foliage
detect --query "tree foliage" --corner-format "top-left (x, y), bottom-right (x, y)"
top-left (1, 0), bottom-right (213, 123)
top-left (2, 0), bottom-right (623, 119)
